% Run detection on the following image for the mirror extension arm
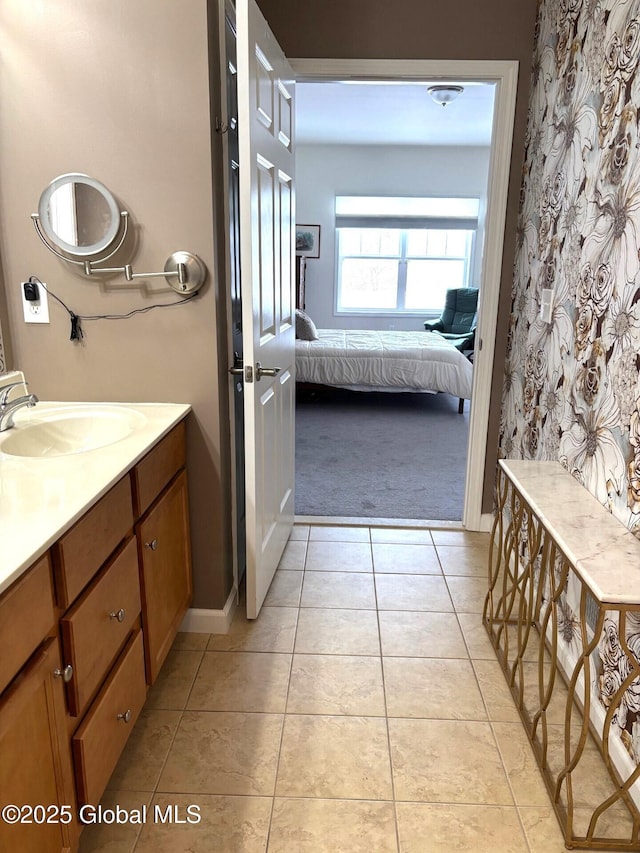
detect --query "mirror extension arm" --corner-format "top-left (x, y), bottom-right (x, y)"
top-left (31, 211), bottom-right (206, 295)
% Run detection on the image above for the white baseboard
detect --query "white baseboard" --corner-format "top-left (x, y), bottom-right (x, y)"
top-left (479, 512), bottom-right (493, 532)
top-left (180, 586), bottom-right (238, 635)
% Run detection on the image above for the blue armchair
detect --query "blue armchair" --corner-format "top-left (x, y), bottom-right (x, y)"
top-left (424, 287), bottom-right (478, 353)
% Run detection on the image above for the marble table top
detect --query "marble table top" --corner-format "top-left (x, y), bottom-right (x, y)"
top-left (499, 460), bottom-right (640, 606)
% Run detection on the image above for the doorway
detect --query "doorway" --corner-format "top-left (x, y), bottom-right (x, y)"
top-left (293, 78), bottom-right (492, 523)
top-left (221, 42), bottom-right (518, 598)
top-left (291, 59), bottom-right (518, 532)
top-left (222, 11), bottom-right (247, 587)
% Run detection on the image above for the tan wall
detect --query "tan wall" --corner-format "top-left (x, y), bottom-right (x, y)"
top-left (0, 262), bottom-right (11, 372)
top-left (0, 0), bottom-right (539, 616)
top-left (257, 0), bottom-right (539, 514)
top-left (0, 0), bottom-right (233, 609)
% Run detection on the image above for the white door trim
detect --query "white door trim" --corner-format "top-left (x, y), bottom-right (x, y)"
top-left (290, 58), bottom-right (519, 531)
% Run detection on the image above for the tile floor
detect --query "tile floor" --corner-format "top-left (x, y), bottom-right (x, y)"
top-left (78, 524), bottom-right (603, 852)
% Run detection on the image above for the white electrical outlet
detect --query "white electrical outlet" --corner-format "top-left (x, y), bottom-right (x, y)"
top-left (21, 281), bottom-right (50, 324)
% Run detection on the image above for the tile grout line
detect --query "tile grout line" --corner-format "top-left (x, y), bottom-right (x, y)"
top-left (370, 527), bottom-right (403, 853)
top-left (129, 525), bottom-right (512, 852)
top-left (262, 527), bottom-right (308, 852)
top-left (437, 538), bottom-right (535, 853)
top-left (131, 649), bottom-right (205, 852)
top-left (486, 715), bottom-right (536, 853)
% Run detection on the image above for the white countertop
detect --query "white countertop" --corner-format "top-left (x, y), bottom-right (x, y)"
top-left (0, 400), bottom-right (191, 596)
top-left (499, 459), bottom-right (640, 605)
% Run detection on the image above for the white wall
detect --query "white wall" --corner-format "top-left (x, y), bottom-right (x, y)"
top-left (296, 144), bottom-right (491, 330)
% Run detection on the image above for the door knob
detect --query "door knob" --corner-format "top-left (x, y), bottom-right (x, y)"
top-left (229, 352), bottom-right (244, 376)
top-left (255, 362), bottom-right (281, 381)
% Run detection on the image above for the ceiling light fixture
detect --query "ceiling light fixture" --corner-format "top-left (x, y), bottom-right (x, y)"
top-left (427, 85), bottom-right (464, 107)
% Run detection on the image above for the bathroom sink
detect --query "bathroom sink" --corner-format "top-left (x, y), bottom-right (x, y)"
top-left (0, 405), bottom-right (147, 458)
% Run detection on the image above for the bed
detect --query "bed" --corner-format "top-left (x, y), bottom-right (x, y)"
top-left (295, 328), bottom-right (473, 403)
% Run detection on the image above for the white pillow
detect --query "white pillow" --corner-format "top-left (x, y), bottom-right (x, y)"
top-left (295, 309), bottom-right (318, 341)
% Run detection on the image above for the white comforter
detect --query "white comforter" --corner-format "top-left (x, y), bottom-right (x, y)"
top-left (295, 329), bottom-right (473, 399)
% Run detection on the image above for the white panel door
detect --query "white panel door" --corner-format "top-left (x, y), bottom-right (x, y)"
top-left (237, 0), bottom-right (295, 619)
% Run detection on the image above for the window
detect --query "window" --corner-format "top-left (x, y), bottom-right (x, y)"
top-left (335, 196), bottom-right (478, 314)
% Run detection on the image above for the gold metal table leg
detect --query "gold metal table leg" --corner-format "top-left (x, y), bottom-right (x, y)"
top-left (484, 467), bottom-right (640, 850)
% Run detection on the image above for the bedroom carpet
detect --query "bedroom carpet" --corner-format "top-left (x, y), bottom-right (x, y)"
top-left (295, 388), bottom-right (469, 520)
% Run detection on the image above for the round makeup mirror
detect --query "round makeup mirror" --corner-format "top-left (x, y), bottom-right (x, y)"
top-left (33, 173), bottom-right (207, 294)
top-left (37, 173), bottom-right (121, 258)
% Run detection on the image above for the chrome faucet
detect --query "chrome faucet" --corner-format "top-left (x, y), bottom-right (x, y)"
top-left (0, 381), bottom-right (38, 431)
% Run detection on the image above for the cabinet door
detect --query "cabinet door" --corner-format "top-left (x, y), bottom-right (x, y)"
top-left (0, 639), bottom-right (77, 853)
top-left (0, 554), bottom-right (55, 696)
top-left (137, 471), bottom-right (192, 684)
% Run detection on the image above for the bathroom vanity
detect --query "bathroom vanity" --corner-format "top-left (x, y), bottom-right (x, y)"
top-left (0, 399), bottom-right (192, 852)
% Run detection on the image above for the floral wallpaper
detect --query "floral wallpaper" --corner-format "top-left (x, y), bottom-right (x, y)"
top-left (503, 0), bottom-right (640, 531)
top-left (597, 613), bottom-right (640, 761)
top-left (502, 0), bottom-right (640, 768)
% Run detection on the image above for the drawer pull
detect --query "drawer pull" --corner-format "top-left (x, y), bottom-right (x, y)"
top-left (54, 664), bottom-right (74, 683)
top-left (117, 709), bottom-right (132, 724)
top-left (110, 608), bottom-right (126, 623)
top-left (145, 538), bottom-right (158, 551)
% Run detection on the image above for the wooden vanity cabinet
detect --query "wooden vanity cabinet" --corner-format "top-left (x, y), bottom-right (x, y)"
top-left (0, 417), bottom-right (192, 851)
top-left (0, 637), bottom-right (77, 853)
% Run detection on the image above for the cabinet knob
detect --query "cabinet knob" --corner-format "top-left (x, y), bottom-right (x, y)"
top-left (109, 608), bottom-right (126, 623)
top-left (145, 538), bottom-right (158, 551)
top-left (117, 709), bottom-right (132, 724)
top-left (54, 664), bottom-right (73, 683)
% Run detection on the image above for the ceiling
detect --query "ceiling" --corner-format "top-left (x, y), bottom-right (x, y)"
top-left (295, 81), bottom-right (496, 147)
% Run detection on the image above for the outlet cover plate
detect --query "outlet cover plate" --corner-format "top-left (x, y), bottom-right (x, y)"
top-left (539, 288), bottom-right (553, 323)
top-left (22, 281), bottom-right (50, 324)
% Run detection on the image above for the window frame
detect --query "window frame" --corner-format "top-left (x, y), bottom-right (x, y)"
top-left (333, 196), bottom-right (479, 317)
top-left (335, 221), bottom-right (476, 317)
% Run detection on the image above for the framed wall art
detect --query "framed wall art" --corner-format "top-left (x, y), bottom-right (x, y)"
top-left (295, 224), bottom-right (320, 258)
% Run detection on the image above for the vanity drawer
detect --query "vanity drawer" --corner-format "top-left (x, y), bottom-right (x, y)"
top-left (72, 629), bottom-right (147, 807)
top-left (0, 554), bottom-right (55, 695)
top-left (60, 537), bottom-right (141, 717)
top-left (52, 475), bottom-right (134, 608)
top-left (132, 420), bottom-right (186, 517)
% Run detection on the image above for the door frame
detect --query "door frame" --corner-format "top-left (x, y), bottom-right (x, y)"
top-left (291, 58), bottom-right (519, 531)
top-left (219, 0), bottom-right (243, 603)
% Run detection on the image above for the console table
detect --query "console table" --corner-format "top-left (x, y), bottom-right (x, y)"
top-left (483, 460), bottom-right (640, 850)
